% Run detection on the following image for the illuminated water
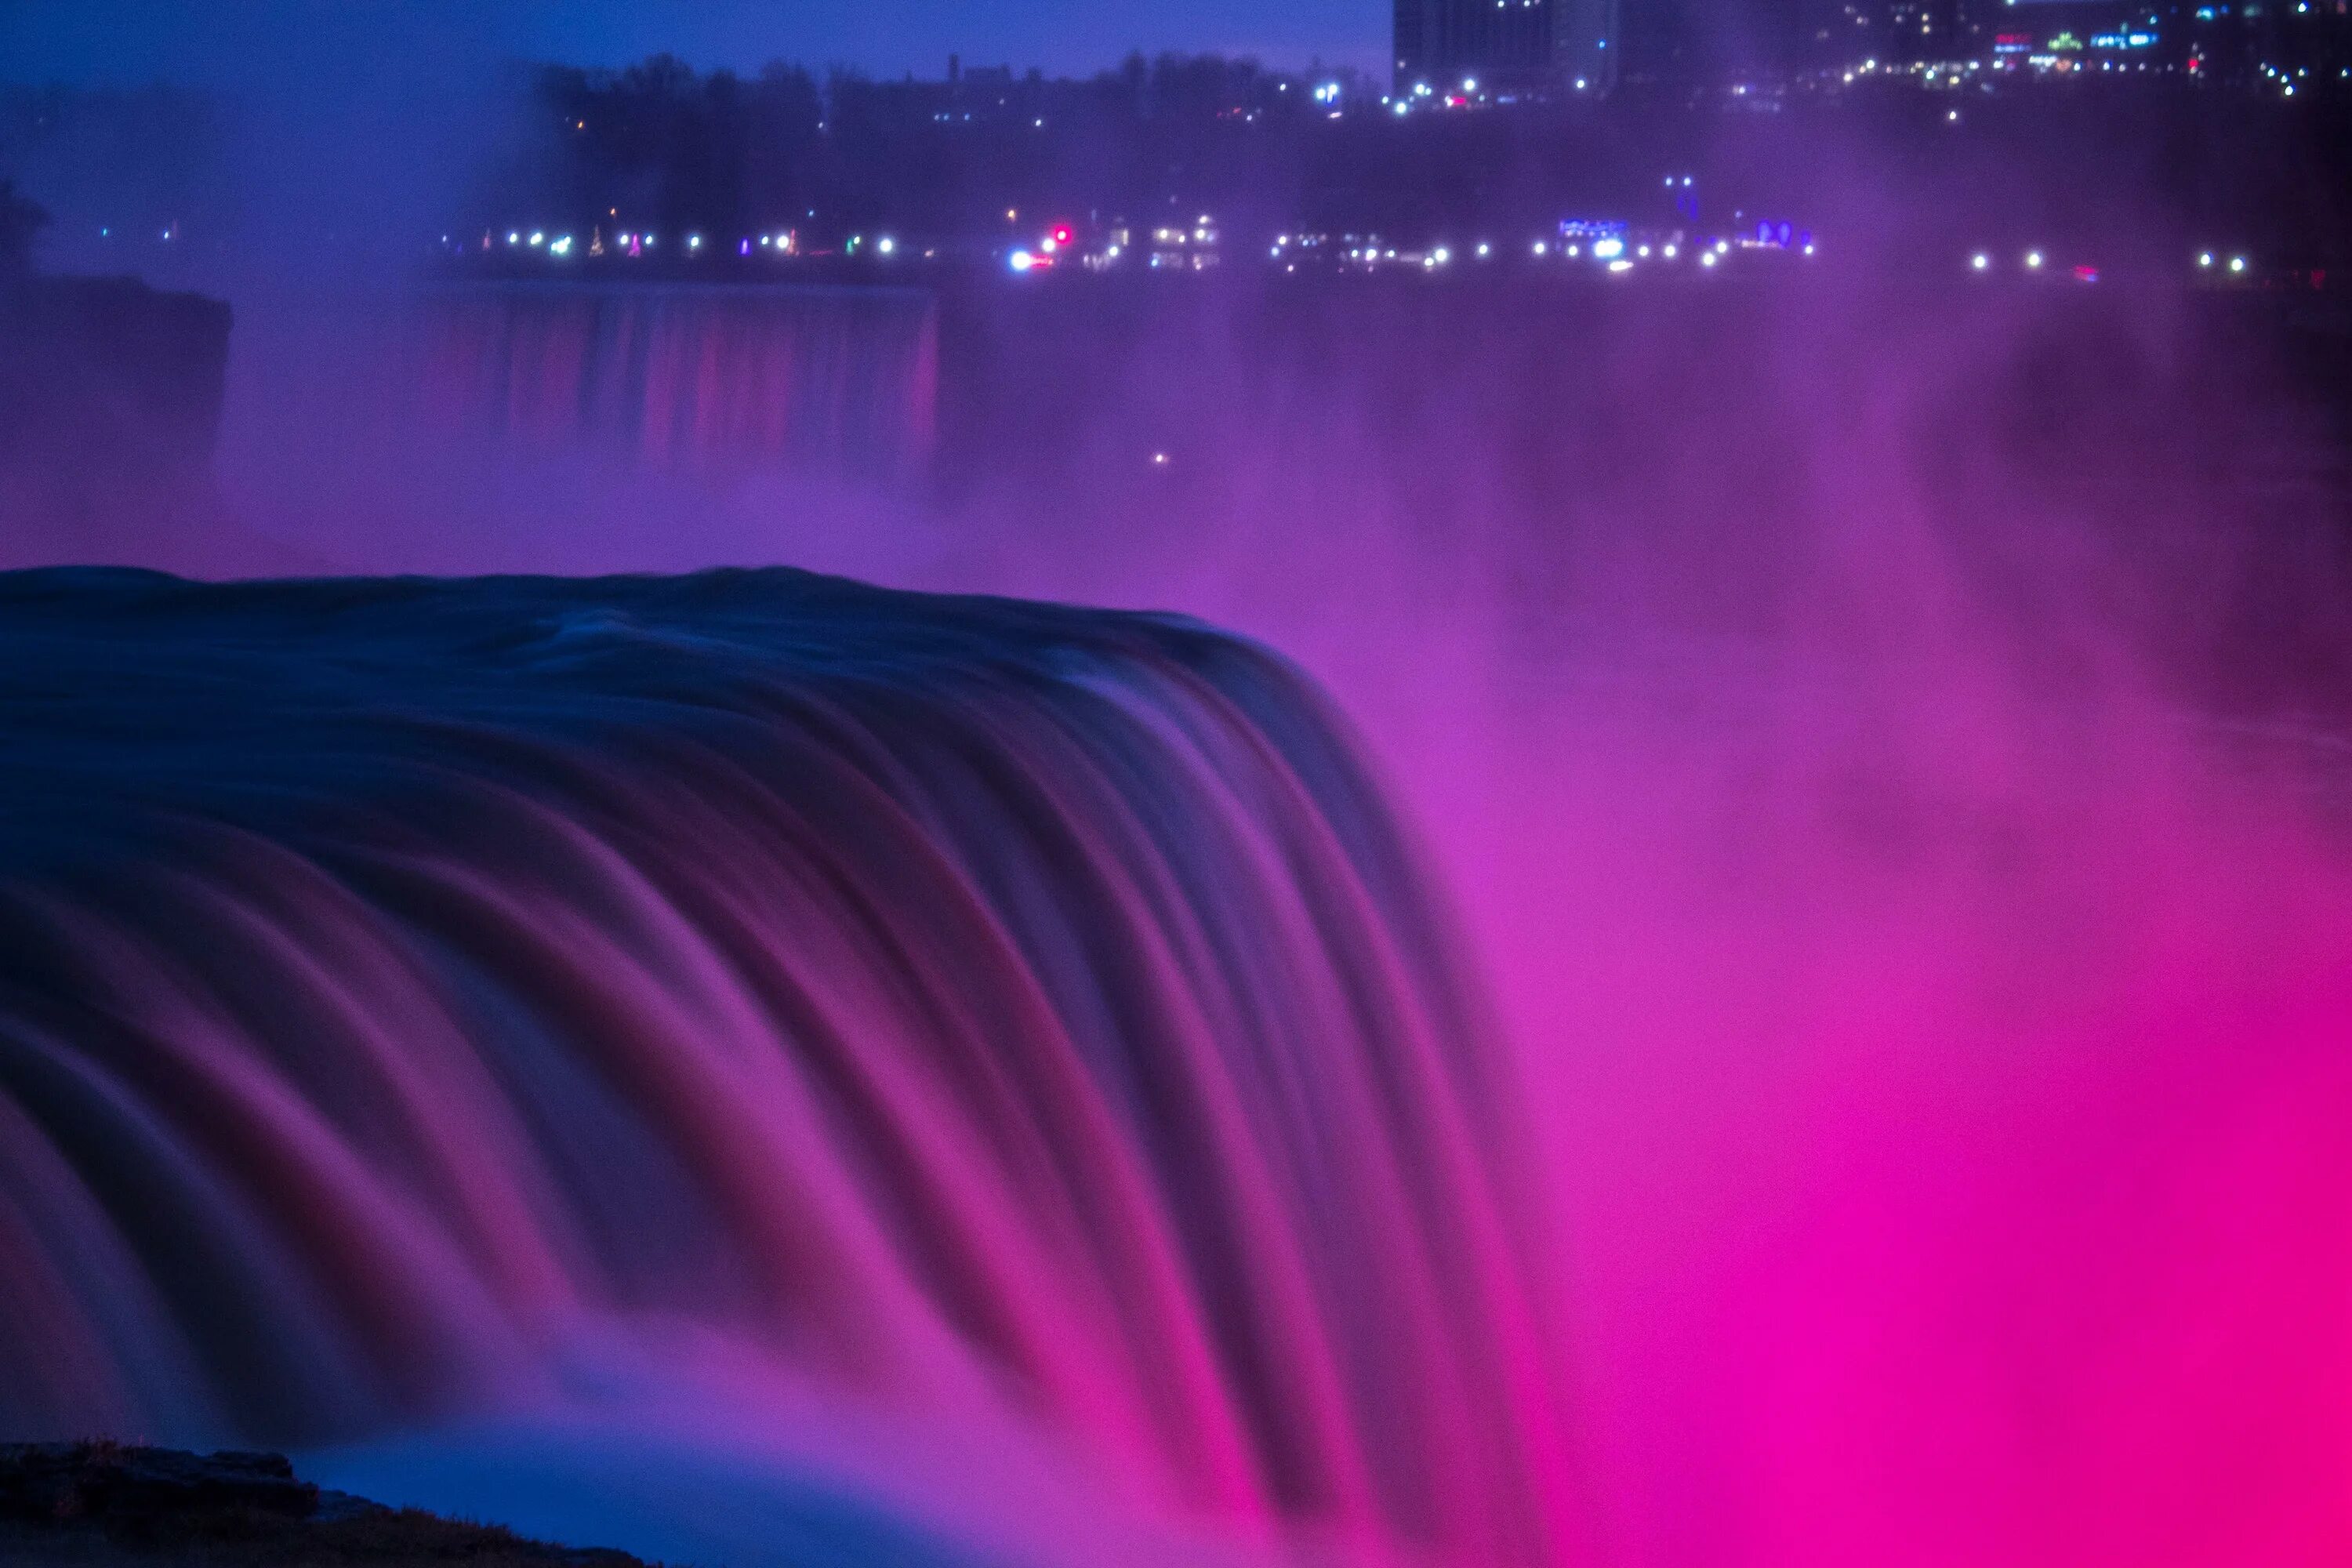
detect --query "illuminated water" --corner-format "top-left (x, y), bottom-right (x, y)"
top-left (421, 283), bottom-right (939, 479)
top-left (8, 275), bottom-right (2352, 1567)
top-left (0, 566), bottom-right (1572, 1566)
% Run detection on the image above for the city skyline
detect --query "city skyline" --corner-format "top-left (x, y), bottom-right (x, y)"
top-left (6, 0), bottom-right (2334, 108)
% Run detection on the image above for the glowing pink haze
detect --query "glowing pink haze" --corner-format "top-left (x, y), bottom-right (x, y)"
top-left (6, 252), bottom-right (2352, 1568)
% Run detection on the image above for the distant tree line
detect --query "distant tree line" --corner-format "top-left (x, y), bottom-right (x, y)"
top-left (463, 53), bottom-right (2352, 264)
top-left (492, 53), bottom-right (1386, 244)
top-left (4, 60), bottom-right (2346, 271)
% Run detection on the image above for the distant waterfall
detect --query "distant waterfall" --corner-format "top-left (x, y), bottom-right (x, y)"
top-left (0, 568), bottom-right (1574, 1567)
top-left (420, 285), bottom-right (938, 480)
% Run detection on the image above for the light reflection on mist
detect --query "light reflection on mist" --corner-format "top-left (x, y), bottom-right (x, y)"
top-left (8, 67), bottom-right (2352, 1562)
top-left (179, 256), bottom-right (2352, 1566)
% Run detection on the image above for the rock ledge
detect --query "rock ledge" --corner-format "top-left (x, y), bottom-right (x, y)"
top-left (0, 1443), bottom-right (652, 1566)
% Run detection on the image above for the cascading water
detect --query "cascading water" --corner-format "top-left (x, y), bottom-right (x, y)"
top-left (421, 284), bottom-right (939, 479)
top-left (0, 567), bottom-right (1573, 1566)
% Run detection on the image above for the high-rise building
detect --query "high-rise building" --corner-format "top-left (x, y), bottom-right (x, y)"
top-left (1393, 0), bottom-right (1621, 94)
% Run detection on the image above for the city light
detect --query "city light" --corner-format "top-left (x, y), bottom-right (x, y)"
top-left (459, 90), bottom-right (1847, 295)
top-left (2200, 252), bottom-right (2214, 267)
top-left (2025, 250), bottom-right (2045, 269)
top-left (2230, 255), bottom-right (2248, 272)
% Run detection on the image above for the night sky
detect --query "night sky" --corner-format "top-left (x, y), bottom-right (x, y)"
top-left (1, 0), bottom-right (1387, 87)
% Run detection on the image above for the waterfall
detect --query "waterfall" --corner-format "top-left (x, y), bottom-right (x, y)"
top-left (0, 567), bottom-right (1573, 1567)
top-left (419, 285), bottom-right (938, 481)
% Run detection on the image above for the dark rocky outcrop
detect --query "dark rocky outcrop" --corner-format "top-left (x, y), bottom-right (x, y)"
top-left (0, 275), bottom-right (230, 475)
top-left (2, 1444), bottom-right (320, 1526)
top-left (0, 274), bottom-right (243, 571)
top-left (0, 1443), bottom-right (654, 1567)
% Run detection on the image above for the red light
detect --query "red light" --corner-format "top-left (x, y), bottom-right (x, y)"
top-left (1052, 226), bottom-right (1073, 245)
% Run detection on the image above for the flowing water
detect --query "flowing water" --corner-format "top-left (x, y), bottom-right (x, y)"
top-left (8, 275), bottom-right (2352, 1568)
top-left (0, 567), bottom-right (1573, 1566)
top-left (420, 284), bottom-right (939, 481)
